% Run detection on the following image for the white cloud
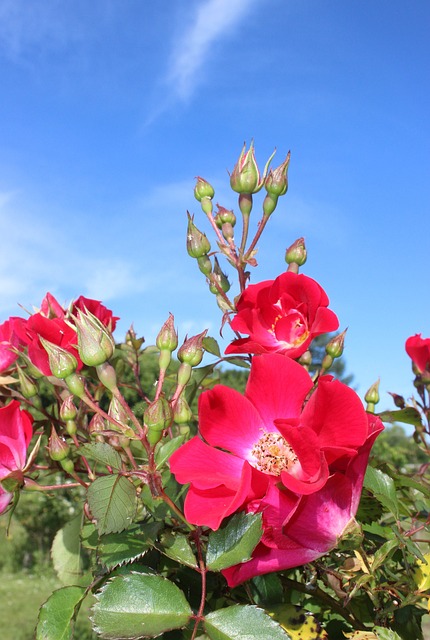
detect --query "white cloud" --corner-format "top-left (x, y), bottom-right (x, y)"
top-left (166, 0), bottom-right (257, 101)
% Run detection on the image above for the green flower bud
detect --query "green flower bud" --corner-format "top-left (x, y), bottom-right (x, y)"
top-left (194, 176), bottom-right (215, 202)
top-left (39, 337), bottom-right (78, 379)
top-left (388, 392), bottom-right (405, 409)
top-left (17, 366), bottom-right (38, 399)
top-left (156, 314), bottom-right (178, 352)
top-left (230, 141), bottom-right (275, 194)
top-left (173, 395), bottom-right (192, 424)
top-left (60, 458), bottom-right (75, 474)
top-left (48, 426), bottom-right (70, 461)
top-left (197, 255), bottom-right (212, 276)
top-left (187, 213), bottom-right (211, 258)
top-left (65, 373), bottom-right (86, 399)
top-left (214, 205), bottom-right (236, 228)
top-left (96, 362), bottom-right (118, 392)
top-left (285, 237), bottom-right (307, 267)
top-left (262, 193), bottom-right (278, 217)
top-left (265, 151), bottom-right (290, 198)
top-left (60, 395), bottom-right (77, 421)
top-left (326, 329), bottom-right (347, 359)
top-left (89, 413), bottom-right (106, 435)
top-left (144, 396), bottom-right (173, 446)
top-left (209, 258), bottom-right (230, 294)
top-left (177, 330), bottom-right (207, 367)
top-left (74, 308), bottom-right (115, 367)
top-left (365, 379), bottom-right (380, 414)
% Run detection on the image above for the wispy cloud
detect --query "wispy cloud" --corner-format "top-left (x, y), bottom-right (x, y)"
top-left (166, 0), bottom-right (257, 101)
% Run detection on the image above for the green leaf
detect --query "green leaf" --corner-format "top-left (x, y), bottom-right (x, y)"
top-left (377, 407), bottom-right (423, 427)
top-left (206, 512), bottom-right (263, 571)
top-left (79, 442), bottom-right (123, 471)
top-left (204, 605), bottom-right (290, 639)
top-left (222, 357), bottom-right (251, 369)
top-left (268, 604), bottom-right (327, 639)
top-left (87, 474), bottom-right (137, 535)
top-left (36, 586), bottom-right (86, 640)
top-left (159, 530), bottom-right (197, 568)
top-left (364, 467), bottom-right (401, 518)
top-left (155, 434), bottom-right (186, 470)
top-left (80, 522), bottom-right (99, 550)
top-left (250, 574), bottom-right (283, 606)
top-left (371, 538), bottom-right (398, 571)
top-left (203, 336), bottom-right (221, 357)
top-left (91, 572), bottom-right (193, 638)
top-left (51, 513), bottom-right (84, 585)
top-left (99, 522), bottom-right (161, 569)
top-left (374, 627), bottom-right (403, 640)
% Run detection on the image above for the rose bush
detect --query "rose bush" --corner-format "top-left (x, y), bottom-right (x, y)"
top-left (0, 400), bottom-right (33, 513)
top-left (170, 353), bottom-right (383, 584)
top-left (225, 272), bottom-right (339, 357)
top-left (405, 333), bottom-right (430, 377)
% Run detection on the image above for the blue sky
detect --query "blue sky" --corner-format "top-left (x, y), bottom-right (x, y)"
top-left (0, 0), bottom-right (429, 408)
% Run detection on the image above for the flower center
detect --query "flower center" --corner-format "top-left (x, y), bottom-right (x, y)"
top-left (250, 432), bottom-right (298, 476)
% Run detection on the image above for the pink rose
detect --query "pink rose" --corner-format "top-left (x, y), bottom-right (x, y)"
top-left (0, 318), bottom-right (26, 372)
top-left (225, 272), bottom-right (339, 358)
top-left (0, 400), bottom-right (33, 513)
top-left (405, 334), bottom-right (430, 376)
top-left (170, 354), bottom-right (382, 584)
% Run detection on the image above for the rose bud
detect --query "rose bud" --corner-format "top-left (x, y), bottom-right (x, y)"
top-left (39, 337), bottom-right (78, 379)
top-left (48, 425), bottom-right (70, 461)
top-left (194, 176), bottom-right (215, 202)
top-left (265, 151), bottom-right (290, 198)
top-left (209, 258), bottom-right (231, 294)
top-left (60, 395), bottom-right (78, 421)
top-left (230, 141), bottom-right (275, 195)
top-left (173, 395), bottom-right (193, 425)
top-left (285, 237), bottom-right (307, 267)
top-left (74, 308), bottom-right (115, 367)
top-left (326, 329), bottom-right (348, 360)
top-left (144, 396), bottom-right (173, 446)
top-left (177, 330), bottom-right (207, 367)
top-left (156, 313), bottom-right (178, 353)
top-left (365, 379), bottom-right (380, 413)
top-left (16, 366), bottom-right (38, 399)
top-left (186, 213), bottom-right (211, 258)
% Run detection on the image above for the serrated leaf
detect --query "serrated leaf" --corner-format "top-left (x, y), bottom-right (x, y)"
top-left (159, 531), bottom-right (197, 568)
top-left (99, 522), bottom-right (161, 569)
top-left (79, 442), bottom-right (123, 471)
top-left (364, 467), bottom-right (400, 518)
top-left (203, 336), bottom-right (221, 357)
top-left (207, 512), bottom-right (263, 571)
top-left (91, 572), bottom-right (193, 638)
top-left (87, 474), bottom-right (137, 535)
top-left (81, 522), bottom-right (99, 550)
top-left (204, 605), bottom-right (289, 640)
top-left (377, 408), bottom-right (423, 427)
top-left (268, 604), bottom-right (328, 639)
top-left (371, 539), bottom-right (399, 572)
top-left (51, 514), bottom-right (84, 585)
top-left (36, 586), bottom-right (86, 640)
top-left (155, 434), bottom-right (186, 470)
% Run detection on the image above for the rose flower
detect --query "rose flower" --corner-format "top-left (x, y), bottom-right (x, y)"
top-left (225, 272), bottom-right (339, 358)
top-left (405, 334), bottom-right (430, 377)
top-left (170, 353), bottom-right (383, 586)
top-left (0, 400), bottom-right (33, 513)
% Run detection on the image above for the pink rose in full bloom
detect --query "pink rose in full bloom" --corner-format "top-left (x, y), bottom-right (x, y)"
top-left (0, 318), bottom-right (26, 372)
top-left (0, 400), bottom-right (33, 513)
top-left (225, 272), bottom-right (339, 358)
top-left (170, 354), bottom-right (383, 585)
top-left (15, 293), bottom-right (118, 376)
top-left (405, 334), bottom-right (430, 376)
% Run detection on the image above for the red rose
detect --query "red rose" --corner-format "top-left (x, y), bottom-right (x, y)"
top-left (225, 272), bottom-right (339, 358)
top-left (0, 400), bottom-right (33, 513)
top-left (170, 352), bottom-right (378, 519)
top-left (405, 334), bottom-right (430, 375)
top-left (15, 293), bottom-right (119, 376)
top-left (0, 318), bottom-right (26, 372)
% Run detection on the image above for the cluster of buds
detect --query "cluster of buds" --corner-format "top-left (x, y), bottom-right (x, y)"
top-left (189, 142), bottom-right (292, 309)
